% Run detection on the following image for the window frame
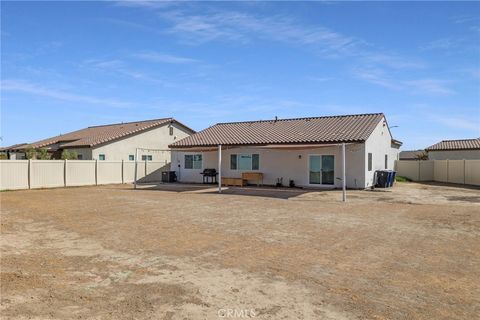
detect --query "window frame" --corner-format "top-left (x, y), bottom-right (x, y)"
top-left (169, 126), bottom-right (174, 136)
top-left (184, 154), bottom-right (202, 170)
top-left (99, 154), bottom-right (105, 161)
top-left (368, 153), bottom-right (372, 171)
top-left (129, 155), bottom-right (135, 161)
top-left (230, 154), bottom-right (237, 170)
top-left (141, 155), bottom-right (153, 161)
top-left (230, 153), bottom-right (260, 171)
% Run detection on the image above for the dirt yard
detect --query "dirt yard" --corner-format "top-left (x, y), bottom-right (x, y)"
top-left (1, 182), bottom-right (479, 319)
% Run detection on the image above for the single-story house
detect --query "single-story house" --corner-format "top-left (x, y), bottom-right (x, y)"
top-left (425, 138), bottom-right (480, 160)
top-left (3, 118), bottom-right (195, 161)
top-left (169, 113), bottom-right (402, 189)
top-left (399, 150), bottom-right (427, 160)
top-left (0, 143), bottom-right (29, 159)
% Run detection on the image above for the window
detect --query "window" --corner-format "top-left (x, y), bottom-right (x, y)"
top-left (99, 154), bottom-right (105, 161)
top-left (129, 155), bottom-right (134, 161)
top-left (169, 126), bottom-right (174, 136)
top-left (141, 155), bottom-right (153, 161)
top-left (185, 154), bottom-right (202, 169)
top-left (230, 154), bottom-right (259, 170)
top-left (230, 154), bottom-right (237, 170)
top-left (77, 154), bottom-right (83, 160)
top-left (368, 153), bottom-right (372, 171)
top-left (252, 154), bottom-right (259, 170)
top-left (385, 154), bottom-right (388, 169)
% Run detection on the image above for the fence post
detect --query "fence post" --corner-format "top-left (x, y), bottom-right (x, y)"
top-left (95, 160), bottom-right (98, 185)
top-left (28, 159), bottom-right (32, 189)
top-left (64, 159), bottom-right (68, 187)
top-left (121, 160), bottom-right (124, 184)
top-left (417, 161), bottom-right (421, 181)
top-left (446, 159), bottom-right (449, 183)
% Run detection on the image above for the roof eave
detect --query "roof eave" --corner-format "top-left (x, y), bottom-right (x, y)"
top-left (391, 139), bottom-right (403, 146)
top-left (426, 148), bottom-right (480, 151)
top-left (169, 139), bottom-right (366, 149)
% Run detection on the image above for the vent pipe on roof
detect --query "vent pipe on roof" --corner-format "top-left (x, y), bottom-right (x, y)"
top-left (274, 116), bottom-right (278, 122)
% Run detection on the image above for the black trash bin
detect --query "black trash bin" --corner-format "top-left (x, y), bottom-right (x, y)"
top-left (375, 170), bottom-right (389, 188)
top-left (161, 171), bottom-right (177, 183)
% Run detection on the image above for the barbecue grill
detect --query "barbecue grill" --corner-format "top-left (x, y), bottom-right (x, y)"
top-left (200, 168), bottom-right (218, 184)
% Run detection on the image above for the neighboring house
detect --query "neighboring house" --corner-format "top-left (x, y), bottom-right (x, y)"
top-left (0, 143), bottom-right (29, 159)
top-left (169, 113), bottom-right (402, 189)
top-left (399, 150), bottom-right (427, 160)
top-left (3, 118), bottom-right (195, 161)
top-left (425, 138), bottom-right (480, 160)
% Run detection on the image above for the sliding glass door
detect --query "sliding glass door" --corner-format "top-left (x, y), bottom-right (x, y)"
top-left (309, 155), bottom-right (335, 185)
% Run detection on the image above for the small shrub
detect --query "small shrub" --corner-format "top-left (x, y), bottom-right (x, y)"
top-left (414, 151), bottom-right (428, 160)
top-left (25, 147), bottom-right (36, 159)
top-left (36, 148), bottom-right (51, 160)
top-left (395, 176), bottom-right (411, 183)
top-left (61, 150), bottom-right (78, 160)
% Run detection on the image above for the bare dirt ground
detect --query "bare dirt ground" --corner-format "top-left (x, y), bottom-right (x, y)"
top-left (1, 182), bottom-right (479, 319)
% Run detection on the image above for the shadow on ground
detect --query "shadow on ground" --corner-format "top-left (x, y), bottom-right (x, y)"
top-left (135, 183), bottom-right (316, 200)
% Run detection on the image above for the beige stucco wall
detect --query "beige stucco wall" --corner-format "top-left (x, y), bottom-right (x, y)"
top-left (91, 122), bottom-right (192, 161)
top-left (428, 150), bottom-right (480, 160)
top-left (8, 152), bottom-right (26, 160)
top-left (172, 143), bottom-right (367, 189)
top-left (67, 148), bottom-right (92, 160)
top-left (364, 117), bottom-right (399, 187)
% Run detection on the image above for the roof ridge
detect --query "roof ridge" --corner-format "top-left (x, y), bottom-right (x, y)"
top-left (214, 113), bottom-right (384, 126)
top-left (441, 138), bottom-right (480, 142)
top-left (87, 117), bottom-right (172, 128)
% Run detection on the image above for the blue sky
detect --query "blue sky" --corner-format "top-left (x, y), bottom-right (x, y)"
top-left (1, 1), bottom-right (479, 150)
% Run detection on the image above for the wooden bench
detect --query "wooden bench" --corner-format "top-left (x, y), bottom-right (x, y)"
top-left (222, 177), bottom-right (245, 187)
top-left (242, 172), bottom-right (263, 186)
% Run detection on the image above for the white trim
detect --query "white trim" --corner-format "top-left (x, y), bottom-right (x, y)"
top-left (230, 153), bottom-right (260, 171)
top-left (218, 145), bottom-right (222, 193)
top-left (184, 153), bottom-right (203, 170)
top-left (307, 154), bottom-right (336, 187)
top-left (342, 143), bottom-right (346, 202)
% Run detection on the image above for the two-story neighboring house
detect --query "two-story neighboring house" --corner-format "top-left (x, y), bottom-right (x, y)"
top-left (3, 118), bottom-right (195, 161)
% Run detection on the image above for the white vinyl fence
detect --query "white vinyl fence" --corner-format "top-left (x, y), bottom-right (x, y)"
top-left (0, 160), bottom-right (169, 190)
top-left (395, 160), bottom-right (480, 186)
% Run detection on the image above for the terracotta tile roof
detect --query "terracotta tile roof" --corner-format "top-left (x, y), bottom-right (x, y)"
top-left (170, 113), bottom-right (386, 148)
top-left (399, 150), bottom-right (425, 160)
top-left (16, 118), bottom-right (194, 149)
top-left (426, 138), bottom-right (480, 151)
top-left (0, 143), bottom-right (29, 151)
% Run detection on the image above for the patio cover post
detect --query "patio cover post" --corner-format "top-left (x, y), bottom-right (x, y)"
top-left (342, 142), bottom-right (346, 202)
top-left (134, 148), bottom-right (139, 189)
top-left (218, 144), bottom-right (222, 193)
